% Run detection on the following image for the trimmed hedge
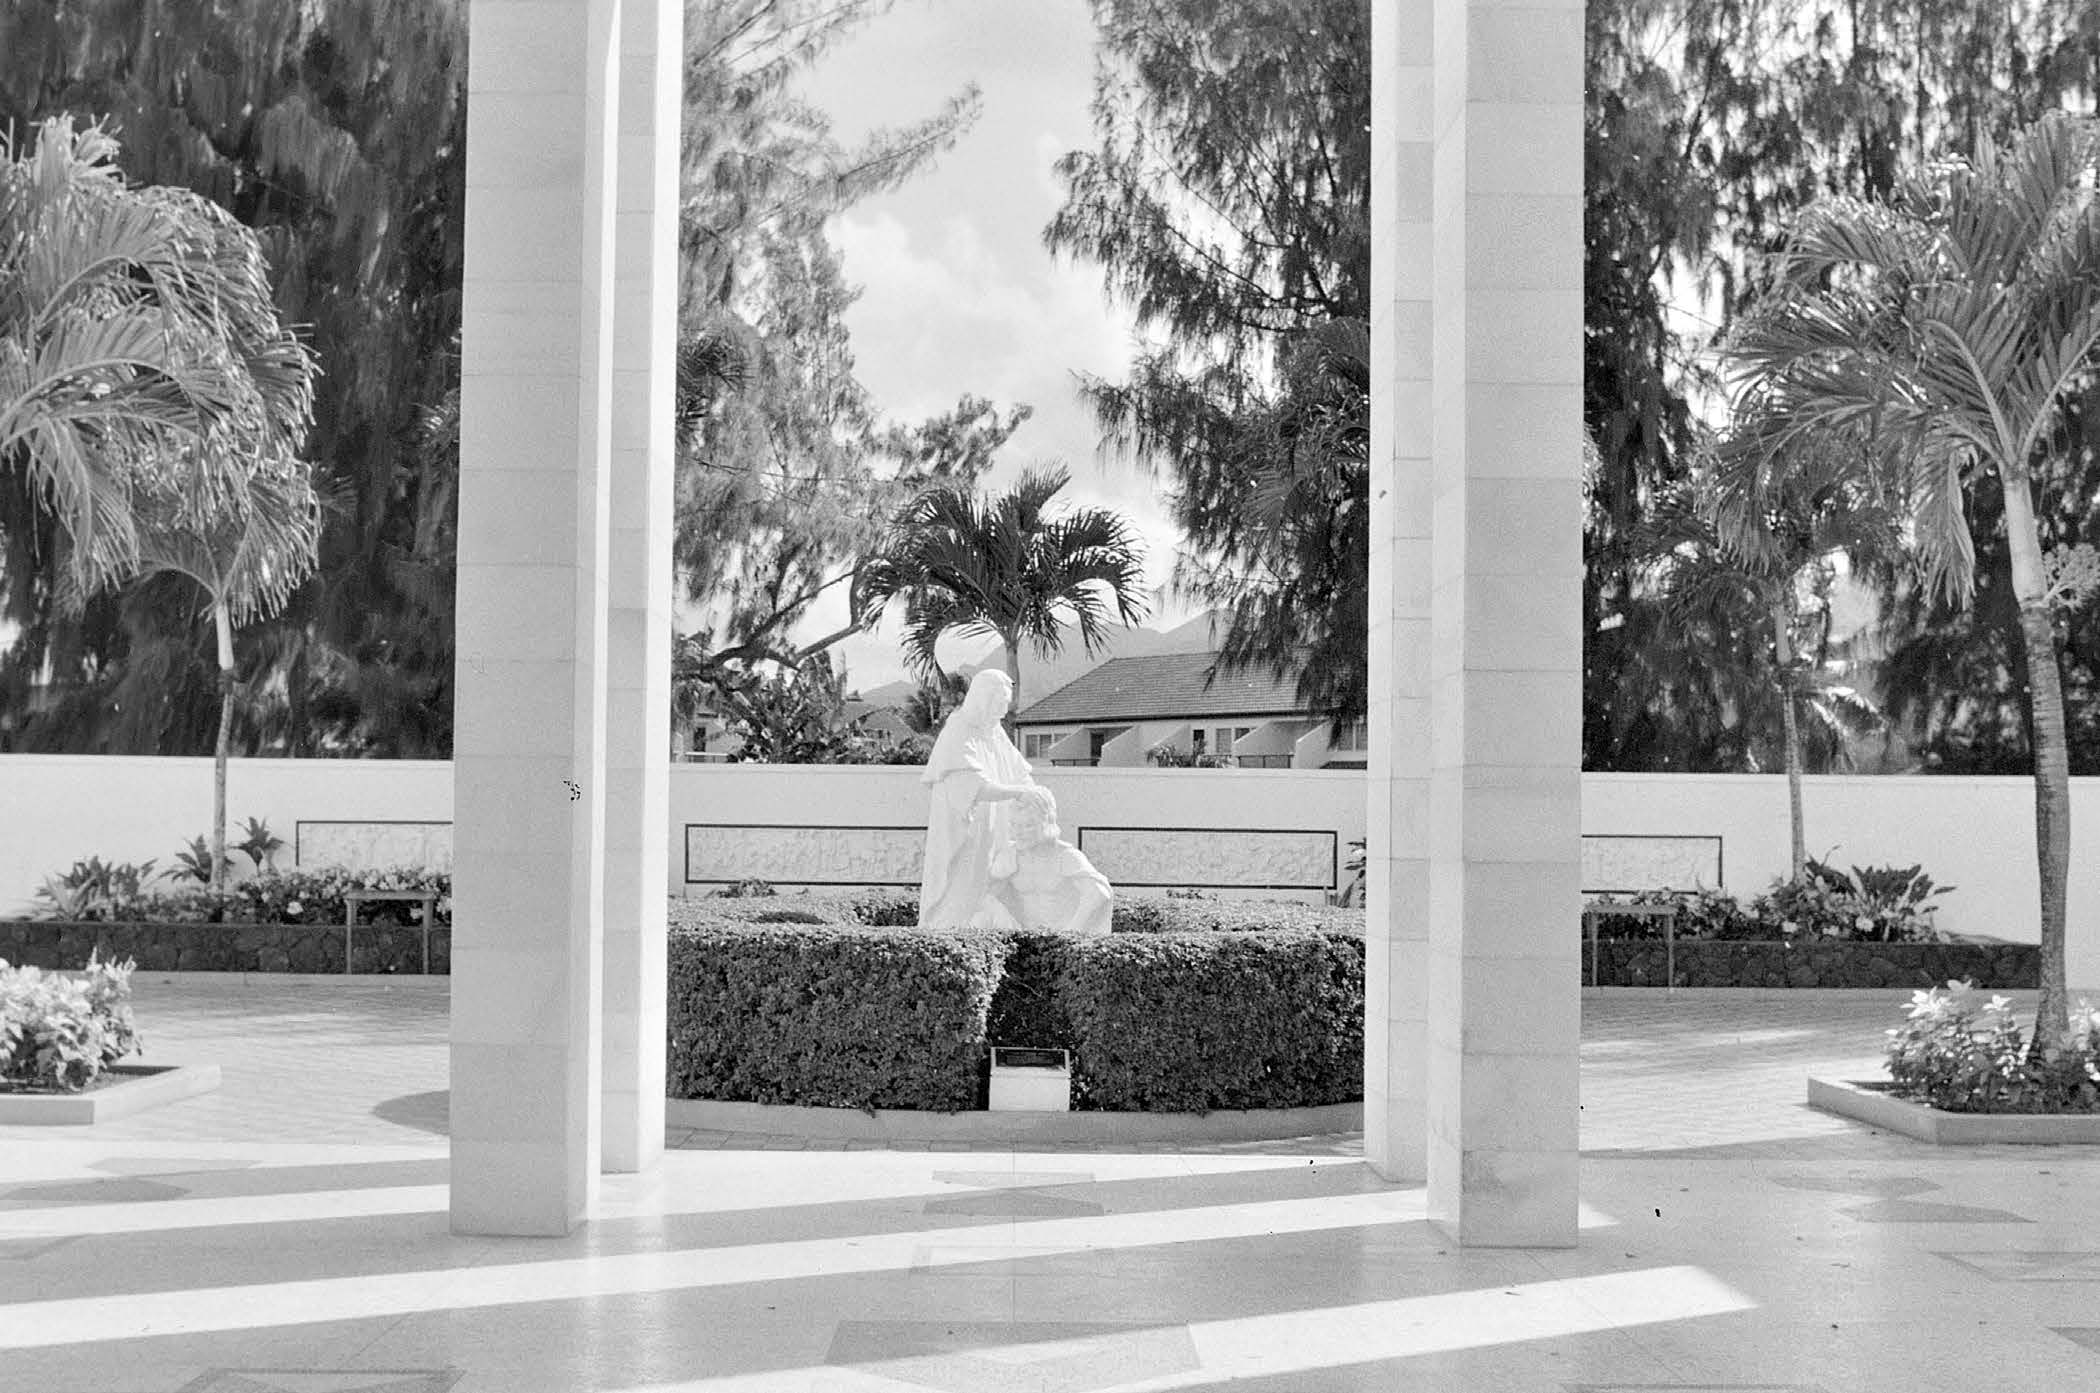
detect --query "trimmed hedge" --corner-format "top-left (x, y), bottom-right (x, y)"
top-left (0, 920), bottom-right (445, 974)
top-left (1595, 938), bottom-right (2038, 989)
top-left (666, 918), bottom-right (1007, 1111)
top-left (666, 892), bottom-right (1365, 1113)
top-left (1046, 930), bottom-right (1363, 1111)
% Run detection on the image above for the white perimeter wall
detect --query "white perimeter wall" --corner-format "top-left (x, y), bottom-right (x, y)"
top-left (4, 757), bottom-right (2095, 986)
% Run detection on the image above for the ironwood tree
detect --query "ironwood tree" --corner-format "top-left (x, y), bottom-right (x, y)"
top-left (1045, 0), bottom-right (1371, 727)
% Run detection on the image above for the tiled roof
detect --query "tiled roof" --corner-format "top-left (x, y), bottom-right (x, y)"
top-left (1012, 652), bottom-right (1308, 726)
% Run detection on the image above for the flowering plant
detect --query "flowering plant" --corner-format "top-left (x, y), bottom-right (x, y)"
top-left (1884, 982), bottom-right (2100, 1113)
top-left (0, 953), bottom-right (140, 1093)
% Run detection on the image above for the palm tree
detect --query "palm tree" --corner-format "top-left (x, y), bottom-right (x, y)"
top-left (123, 461), bottom-right (321, 889)
top-left (1726, 113), bottom-right (2100, 1048)
top-left (2, 116), bottom-right (317, 878)
top-left (1, 117), bottom-right (308, 599)
top-left (1643, 442), bottom-right (1903, 879)
top-left (853, 466), bottom-right (1148, 720)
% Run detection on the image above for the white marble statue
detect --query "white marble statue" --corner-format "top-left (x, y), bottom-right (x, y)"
top-left (991, 788), bottom-right (1113, 935)
top-left (917, 670), bottom-right (1049, 929)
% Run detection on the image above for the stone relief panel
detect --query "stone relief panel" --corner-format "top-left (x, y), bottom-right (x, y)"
top-left (1580, 835), bottom-right (1723, 892)
top-left (1077, 828), bottom-right (1336, 890)
top-left (296, 821), bottom-right (454, 871)
top-left (685, 824), bottom-right (925, 886)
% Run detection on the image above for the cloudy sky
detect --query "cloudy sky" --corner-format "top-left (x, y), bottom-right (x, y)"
top-left (785, 0), bottom-right (1195, 690)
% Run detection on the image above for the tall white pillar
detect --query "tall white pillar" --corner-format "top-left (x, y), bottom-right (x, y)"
top-left (600, 0), bottom-right (679, 1177)
top-left (1365, 0), bottom-right (1435, 1184)
top-left (1421, 0), bottom-right (1585, 1248)
top-left (451, 0), bottom-right (622, 1237)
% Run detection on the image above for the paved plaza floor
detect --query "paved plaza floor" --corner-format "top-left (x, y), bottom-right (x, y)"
top-left (2, 976), bottom-right (2096, 1391)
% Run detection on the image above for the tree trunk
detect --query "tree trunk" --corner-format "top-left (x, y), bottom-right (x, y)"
top-left (211, 600), bottom-right (235, 894)
top-left (1773, 600), bottom-right (1806, 881)
top-left (1003, 640), bottom-right (1022, 739)
top-left (2001, 470), bottom-right (2071, 1054)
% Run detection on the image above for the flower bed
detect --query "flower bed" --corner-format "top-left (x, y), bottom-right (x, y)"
top-left (1593, 938), bottom-right (2038, 989)
top-left (0, 920), bottom-right (446, 975)
top-left (1, 956), bottom-right (138, 1092)
top-left (1883, 983), bottom-right (2100, 1113)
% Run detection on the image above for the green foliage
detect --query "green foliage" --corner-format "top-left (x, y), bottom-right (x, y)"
top-left (0, 3), bottom-right (466, 757)
top-left (665, 915), bottom-right (1007, 1112)
top-left (707, 653), bottom-right (922, 765)
top-left (711, 879), bottom-right (778, 900)
top-left (1750, 861), bottom-right (1951, 944)
top-left (28, 864), bottom-right (450, 928)
top-left (1586, 886), bottom-right (1748, 941)
top-left (0, 953), bottom-right (139, 1093)
top-left (1048, 0), bottom-right (1369, 725)
top-left (853, 466), bottom-right (1149, 711)
top-left (1589, 864), bottom-right (1952, 943)
top-left (1885, 983), bottom-right (2100, 1113)
top-left (673, 2), bottom-right (1022, 690)
top-left (168, 835), bottom-right (236, 886)
top-left (1582, 0), bottom-right (2100, 772)
top-left (34, 857), bottom-right (157, 921)
top-left (1047, 930), bottom-right (1364, 1112)
top-left (663, 892), bottom-right (1364, 1113)
top-left (235, 817), bottom-right (284, 873)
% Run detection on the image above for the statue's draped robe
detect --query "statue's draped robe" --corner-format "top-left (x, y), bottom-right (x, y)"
top-left (918, 717), bottom-right (1033, 929)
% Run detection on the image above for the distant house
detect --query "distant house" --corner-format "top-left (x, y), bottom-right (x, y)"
top-left (675, 693), bottom-right (915, 762)
top-left (1010, 652), bottom-right (1366, 770)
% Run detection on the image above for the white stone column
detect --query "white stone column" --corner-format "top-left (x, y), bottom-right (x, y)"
top-left (1421, 0), bottom-right (1585, 1248)
top-left (599, 0), bottom-right (679, 1177)
top-left (1365, 0), bottom-right (1435, 1185)
top-left (451, 0), bottom-right (622, 1237)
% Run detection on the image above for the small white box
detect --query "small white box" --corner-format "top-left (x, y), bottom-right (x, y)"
top-left (988, 1046), bottom-right (1072, 1111)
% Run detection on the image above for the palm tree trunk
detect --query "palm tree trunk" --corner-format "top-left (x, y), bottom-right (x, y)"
top-left (1772, 600), bottom-right (1806, 881)
top-left (1003, 640), bottom-right (1022, 738)
top-left (211, 600), bottom-right (234, 894)
top-left (2001, 471), bottom-right (2071, 1053)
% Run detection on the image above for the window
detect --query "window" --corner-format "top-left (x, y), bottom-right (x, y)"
top-left (1334, 719), bottom-right (1369, 752)
top-left (1024, 732), bottom-right (1059, 760)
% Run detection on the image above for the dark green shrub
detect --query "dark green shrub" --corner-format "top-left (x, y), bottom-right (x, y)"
top-left (1114, 897), bottom-right (1360, 934)
top-left (986, 931), bottom-right (1075, 1049)
top-left (665, 914), bottom-right (1006, 1111)
top-left (842, 889), bottom-right (921, 927)
top-left (1054, 930), bottom-right (1363, 1111)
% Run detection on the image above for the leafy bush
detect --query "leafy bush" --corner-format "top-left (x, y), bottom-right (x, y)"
top-left (1750, 860), bottom-right (1950, 942)
top-left (1884, 982), bottom-right (2100, 1113)
top-left (841, 889), bottom-right (920, 927)
top-left (0, 954), bottom-right (140, 1093)
top-left (663, 894), bottom-right (1365, 1113)
top-left (235, 818), bottom-right (286, 873)
top-left (35, 857), bottom-right (158, 920)
top-left (1587, 862), bottom-right (1953, 944)
top-left (1585, 887), bottom-right (1747, 940)
top-left (665, 913), bottom-right (1006, 1111)
top-left (1046, 929), bottom-right (1363, 1111)
top-left (168, 834), bottom-right (237, 884)
top-left (26, 864), bottom-right (451, 928)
